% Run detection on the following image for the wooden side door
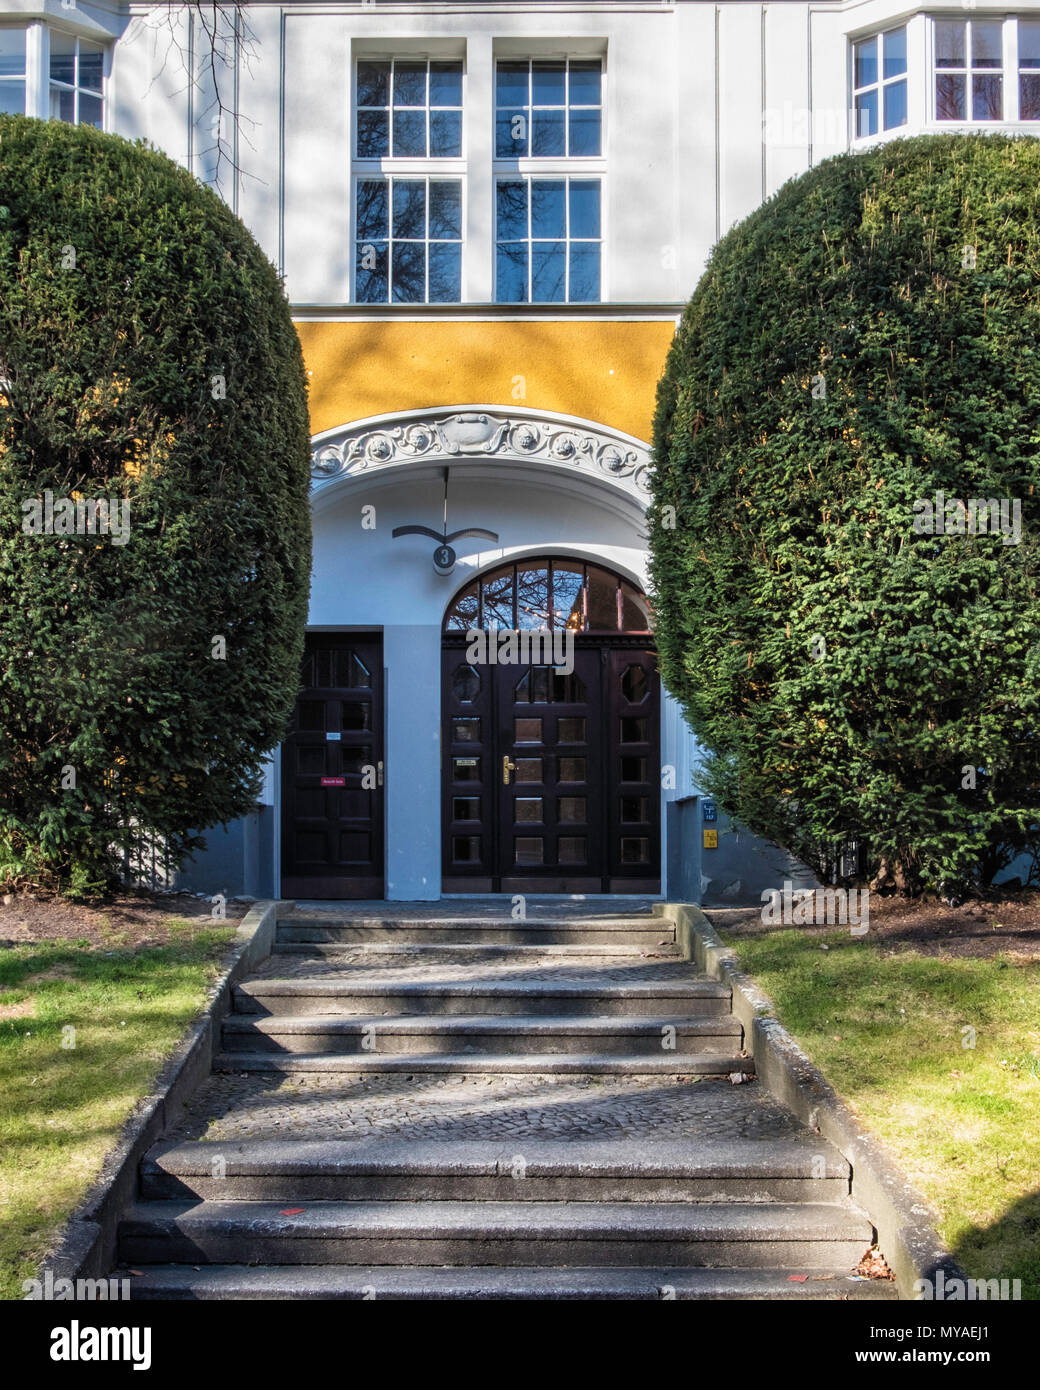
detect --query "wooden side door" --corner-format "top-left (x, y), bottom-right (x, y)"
top-left (281, 633), bottom-right (384, 899)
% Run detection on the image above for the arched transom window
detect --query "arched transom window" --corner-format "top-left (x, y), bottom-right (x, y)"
top-left (444, 557), bottom-right (653, 633)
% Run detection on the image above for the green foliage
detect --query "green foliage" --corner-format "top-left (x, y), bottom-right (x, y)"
top-left (0, 117), bottom-right (312, 892)
top-left (718, 922), bottom-right (1040, 1299)
top-left (0, 926), bottom-right (235, 1297)
top-left (650, 134), bottom-right (1040, 894)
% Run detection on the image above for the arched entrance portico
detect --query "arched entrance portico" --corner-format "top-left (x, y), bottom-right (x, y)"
top-left (441, 557), bottom-right (660, 895)
top-left (279, 405), bottom-right (669, 901)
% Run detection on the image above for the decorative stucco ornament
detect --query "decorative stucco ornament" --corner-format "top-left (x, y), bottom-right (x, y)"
top-left (311, 408), bottom-right (652, 502)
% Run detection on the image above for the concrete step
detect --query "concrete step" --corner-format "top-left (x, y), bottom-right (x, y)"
top-left (126, 1263), bottom-right (898, 1300)
top-left (232, 977), bottom-right (731, 1018)
top-left (273, 943), bottom-right (679, 959)
top-left (277, 917), bottom-right (674, 948)
top-left (140, 1138), bottom-right (850, 1203)
top-left (212, 1051), bottom-right (754, 1077)
top-left (118, 1199), bottom-right (873, 1268)
top-left (221, 1013), bottom-right (744, 1056)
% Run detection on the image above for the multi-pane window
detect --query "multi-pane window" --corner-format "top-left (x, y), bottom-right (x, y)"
top-left (49, 32), bottom-right (104, 127)
top-left (852, 26), bottom-right (907, 136)
top-left (355, 177), bottom-right (462, 303)
top-left (1020, 18), bottom-right (1040, 120)
top-left (935, 19), bottom-right (1004, 121)
top-left (0, 29), bottom-right (25, 115)
top-left (355, 59), bottom-right (462, 158)
top-left (495, 59), bottom-right (602, 157)
top-left (496, 178), bottom-right (601, 303)
top-left (493, 57), bottom-right (603, 302)
top-left (444, 559), bottom-right (651, 633)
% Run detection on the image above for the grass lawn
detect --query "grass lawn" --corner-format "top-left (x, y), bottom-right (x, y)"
top-left (0, 917), bottom-right (236, 1301)
top-left (711, 913), bottom-right (1040, 1299)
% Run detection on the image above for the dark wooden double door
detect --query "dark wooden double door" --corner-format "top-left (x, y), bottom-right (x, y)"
top-left (281, 633), bottom-right (384, 899)
top-left (442, 640), bottom-right (661, 893)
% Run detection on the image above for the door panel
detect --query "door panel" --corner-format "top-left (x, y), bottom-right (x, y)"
top-left (607, 648), bottom-right (661, 891)
top-left (442, 651), bottom-right (496, 892)
top-left (282, 633), bottom-right (384, 899)
top-left (497, 650), bottom-right (605, 892)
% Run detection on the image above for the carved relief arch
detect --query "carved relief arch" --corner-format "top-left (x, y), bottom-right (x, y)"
top-left (309, 405), bottom-right (652, 509)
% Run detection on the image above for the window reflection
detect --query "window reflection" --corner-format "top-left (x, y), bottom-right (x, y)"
top-left (516, 563), bottom-right (550, 629)
top-left (444, 559), bottom-right (653, 635)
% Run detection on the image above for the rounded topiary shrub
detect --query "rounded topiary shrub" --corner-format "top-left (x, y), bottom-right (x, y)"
top-left (0, 116), bottom-right (312, 894)
top-left (650, 134), bottom-right (1040, 895)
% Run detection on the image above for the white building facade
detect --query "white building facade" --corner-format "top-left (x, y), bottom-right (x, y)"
top-left (4, 0), bottom-right (1039, 901)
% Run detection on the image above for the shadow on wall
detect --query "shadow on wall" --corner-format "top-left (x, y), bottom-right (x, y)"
top-left (165, 807), bottom-right (276, 902)
top-left (668, 796), bottom-right (818, 907)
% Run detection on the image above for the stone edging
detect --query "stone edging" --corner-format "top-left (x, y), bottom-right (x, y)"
top-left (657, 902), bottom-right (966, 1301)
top-left (42, 899), bottom-right (288, 1286)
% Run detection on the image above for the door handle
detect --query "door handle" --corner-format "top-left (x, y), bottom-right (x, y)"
top-left (502, 755), bottom-right (516, 785)
top-left (377, 760), bottom-right (384, 787)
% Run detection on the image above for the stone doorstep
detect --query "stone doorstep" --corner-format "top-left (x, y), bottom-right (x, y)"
top-left (140, 1137), bottom-right (851, 1203)
top-left (222, 1012), bottom-right (742, 1051)
top-left (236, 978), bottom-right (727, 996)
top-left (220, 1014), bottom-right (742, 1056)
top-left (122, 1197), bottom-right (872, 1239)
top-left (144, 1136), bottom-right (851, 1179)
top-left (141, 1176), bottom-right (851, 1205)
top-left (273, 943), bottom-right (680, 957)
top-left (211, 1051), bottom-right (755, 1075)
top-left (276, 934), bottom-right (677, 949)
top-left (126, 1264), bottom-right (898, 1301)
top-left (233, 979), bottom-right (732, 1020)
top-left (222, 1013), bottom-right (743, 1035)
top-left (277, 917), bottom-right (672, 931)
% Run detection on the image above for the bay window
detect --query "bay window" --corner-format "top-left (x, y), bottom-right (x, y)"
top-left (0, 29), bottom-right (25, 116)
top-left (0, 27), bottom-right (106, 126)
top-left (49, 32), bottom-right (104, 128)
top-left (852, 26), bottom-right (908, 137)
top-left (1019, 18), bottom-right (1040, 119)
top-left (935, 18), bottom-right (1004, 121)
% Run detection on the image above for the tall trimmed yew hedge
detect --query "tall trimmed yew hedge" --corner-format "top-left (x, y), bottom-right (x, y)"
top-left (0, 117), bottom-right (311, 895)
top-left (650, 134), bottom-right (1040, 895)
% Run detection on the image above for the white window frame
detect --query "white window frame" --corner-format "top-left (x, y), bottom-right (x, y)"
top-left (350, 54), bottom-right (466, 304)
top-left (47, 29), bottom-right (106, 129)
top-left (930, 14), bottom-right (1008, 125)
top-left (1015, 13), bottom-right (1040, 122)
top-left (493, 56), bottom-right (604, 161)
top-left (0, 24), bottom-right (107, 126)
top-left (850, 24), bottom-right (909, 141)
top-left (493, 173), bottom-right (604, 305)
top-left (0, 23), bottom-right (28, 116)
top-left (491, 54), bottom-right (606, 303)
top-left (352, 173), bottom-right (465, 306)
top-left (353, 55), bottom-right (464, 162)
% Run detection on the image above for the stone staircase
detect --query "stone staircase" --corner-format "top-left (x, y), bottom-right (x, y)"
top-left (120, 906), bottom-right (897, 1299)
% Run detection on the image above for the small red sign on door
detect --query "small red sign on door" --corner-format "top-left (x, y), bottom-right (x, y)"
top-left (320, 776), bottom-right (346, 787)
